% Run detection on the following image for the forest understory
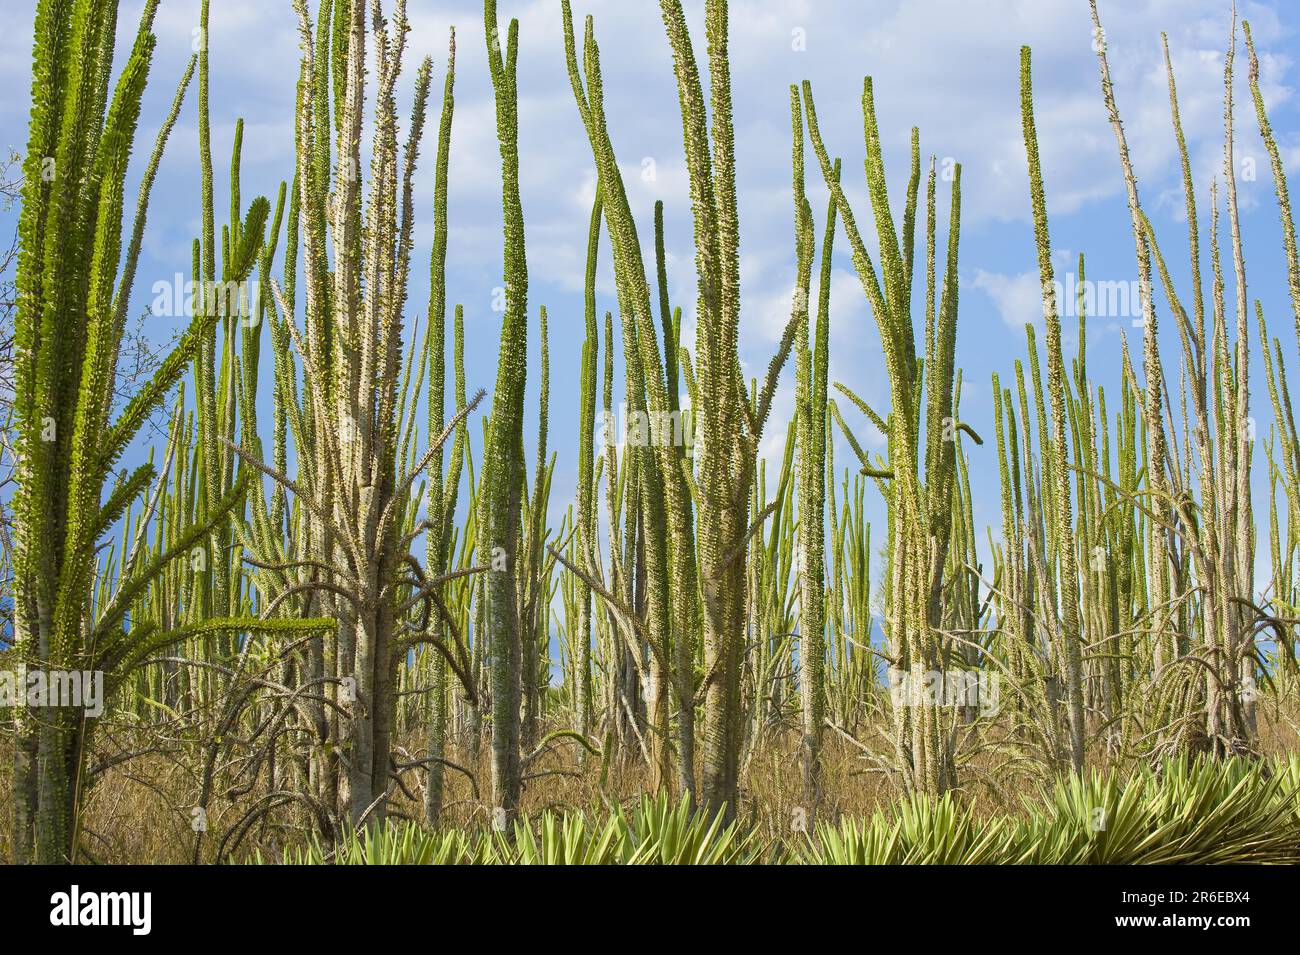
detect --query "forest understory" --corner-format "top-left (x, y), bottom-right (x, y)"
top-left (5, 714), bottom-right (1300, 863)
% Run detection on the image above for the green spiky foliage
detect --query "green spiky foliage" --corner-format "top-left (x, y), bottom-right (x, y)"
top-left (259, 790), bottom-right (757, 865)
top-left (253, 758), bottom-right (1300, 865)
top-left (804, 755), bottom-right (1300, 865)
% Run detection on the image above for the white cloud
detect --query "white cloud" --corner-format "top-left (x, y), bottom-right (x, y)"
top-left (972, 268), bottom-right (1043, 330)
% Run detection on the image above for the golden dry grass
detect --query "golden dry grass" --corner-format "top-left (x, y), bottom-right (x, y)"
top-left (3, 690), bottom-right (1297, 864)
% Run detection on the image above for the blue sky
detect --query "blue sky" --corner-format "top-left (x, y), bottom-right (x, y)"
top-left (4, 0), bottom-right (1300, 606)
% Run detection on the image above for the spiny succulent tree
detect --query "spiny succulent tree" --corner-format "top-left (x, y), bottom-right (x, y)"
top-left (571, 187), bottom-right (603, 749)
top-left (476, 0), bottom-right (573, 820)
top-left (226, 0), bottom-right (483, 829)
top-left (1089, 2), bottom-right (1179, 709)
top-left (480, 0), bottom-right (530, 820)
top-left (421, 29), bottom-right (468, 825)
top-left (656, 0), bottom-right (794, 818)
top-left (188, 0), bottom-right (282, 714)
top-left (1249, 18), bottom-right (1300, 702)
top-left (800, 75), bottom-right (972, 797)
top-left (1087, 0), bottom-right (1258, 756)
top-left (562, 0), bottom-right (796, 817)
top-left (518, 306), bottom-right (557, 754)
top-left (982, 3), bottom-right (1279, 772)
top-left (1020, 47), bottom-right (1086, 772)
top-left (561, 2), bottom-right (696, 798)
top-left (8, 0), bottom-right (285, 863)
top-left (789, 96), bottom-right (837, 804)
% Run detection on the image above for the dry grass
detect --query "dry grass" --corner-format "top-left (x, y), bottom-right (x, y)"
top-left (4, 691), bottom-right (1296, 864)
